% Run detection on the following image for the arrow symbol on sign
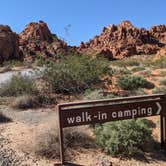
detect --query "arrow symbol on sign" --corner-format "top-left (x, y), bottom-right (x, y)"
top-left (156, 102), bottom-right (162, 115)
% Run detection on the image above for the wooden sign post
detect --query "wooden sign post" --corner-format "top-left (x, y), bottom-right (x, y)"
top-left (56, 94), bottom-right (166, 165)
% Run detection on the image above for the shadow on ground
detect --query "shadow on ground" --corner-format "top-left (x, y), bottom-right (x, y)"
top-left (129, 118), bottom-right (166, 163)
top-left (55, 162), bottom-right (84, 166)
top-left (0, 113), bottom-right (12, 123)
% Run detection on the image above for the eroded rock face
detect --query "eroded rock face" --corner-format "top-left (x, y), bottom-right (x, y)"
top-left (19, 21), bottom-right (53, 43)
top-left (149, 25), bottom-right (166, 44)
top-left (0, 20), bottom-right (165, 63)
top-left (0, 25), bottom-right (20, 63)
top-left (78, 21), bottom-right (165, 59)
top-left (19, 21), bottom-right (67, 61)
top-left (156, 46), bottom-right (166, 57)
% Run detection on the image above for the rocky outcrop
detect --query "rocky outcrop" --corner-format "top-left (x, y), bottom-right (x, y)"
top-left (19, 21), bottom-right (67, 62)
top-left (78, 21), bottom-right (165, 59)
top-left (0, 20), bottom-right (166, 63)
top-left (149, 25), bottom-right (166, 44)
top-left (0, 25), bottom-right (20, 63)
top-left (156, 46), bottom-right (166, 57)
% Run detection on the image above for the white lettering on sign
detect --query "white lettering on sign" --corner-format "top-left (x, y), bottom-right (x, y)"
top-left (67, 112), bottom-right (92, 124)
top-left (112, 106), bottom-right (153, 119)
top-left (67, 111), bottom-right (107, 124)
top-left (65, 102), bottom-right (162, 125)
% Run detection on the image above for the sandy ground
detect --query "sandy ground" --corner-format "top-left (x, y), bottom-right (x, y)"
top-left (0, 59), bottom-right (166, 165)
top-left (0, 104), bottom-right (166, 166)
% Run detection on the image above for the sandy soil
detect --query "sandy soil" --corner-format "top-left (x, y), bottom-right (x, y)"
top-left (0, 56), bottom-right (166, 165)
top-left (0, 105), bottom-right (166, 166)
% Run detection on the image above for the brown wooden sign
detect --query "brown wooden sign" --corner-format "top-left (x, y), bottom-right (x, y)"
top-left (56, 94), bottom-right (166, 165)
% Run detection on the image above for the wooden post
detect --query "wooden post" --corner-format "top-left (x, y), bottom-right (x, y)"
top-left (160, 95), bottom-right (166, 149)
top-left (58, 105), bottom-right (65, 165)
top-left (160, 115), bottom-right (164, 147)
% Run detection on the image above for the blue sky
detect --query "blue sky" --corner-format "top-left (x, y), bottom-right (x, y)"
top-left (0, 0), bottom-right (165, 45)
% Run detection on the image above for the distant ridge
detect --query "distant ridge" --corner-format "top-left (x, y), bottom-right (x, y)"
top-left (0, 20), bottom-right (165, 63)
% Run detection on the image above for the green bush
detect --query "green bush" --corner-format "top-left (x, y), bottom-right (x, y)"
top-left (44, 55), bottom-right (112, 94)
top-left (35, 55), bottom-right (45, 66)
top-left (2, 60), bottom-right (23, 68)
top-left (0, 74), bottom-right (37, 97)
top-left (83, 89), bottom-right (115, 100)
top-left (111, 58), bottom-right (140, 67)
top-left (116, 75), bottom-right (149, 90)
top-left (112, 67), bottom-right (131, 75)
top-left (152, 56), bottom-right (166, 69)
top-left (123, 88), bottom-right (147, 97)
top-left (152, 86), bottom-right (166, 94)
top-left (94, 119), bottom-right (152, 156)
top-left (131, 66), bottom-right (146, 72)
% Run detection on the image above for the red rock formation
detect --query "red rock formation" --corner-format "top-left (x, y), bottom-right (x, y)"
top-left (156, 46), bottom-right (166, 57)
top-left (0, 20), bottom-right (165, 63)
top-left (0, 25), bottom-right (20, 63)
top-left (78, 21), bottom-right (165, 59)
top-left (19, 21), bottom-right (67, 61)
top-left (149, 24), bottom-right (166, 44)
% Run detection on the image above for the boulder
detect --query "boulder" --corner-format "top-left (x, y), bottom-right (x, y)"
top-left (19, 21), bottom-right (68, 61)
top-left (0, 25), bottom-right (20, 63)
top-left (149, 25), bottom-right (166, 44)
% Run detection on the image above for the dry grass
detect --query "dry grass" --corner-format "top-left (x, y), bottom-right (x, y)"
top-left (10, 95), bottom-right (41, 109)
top-left (159, 78), bottom-right (166, 86)
top-left (25, 122), bottom-right (93, 159)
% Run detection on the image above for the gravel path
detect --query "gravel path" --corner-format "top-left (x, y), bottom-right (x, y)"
top-left (0, 106), bottom-right (57, 125)
top-left (0, 129), bottom-right (23, 166)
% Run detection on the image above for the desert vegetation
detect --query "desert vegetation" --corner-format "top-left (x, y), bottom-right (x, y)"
top-left (116, 75), bottom-right (149, 90)
top-left (43, 54), bottom-right (112, 94)
top-left (0, 47), bottom-right (165, 165)
top-left (0, 74), bottom-right (37, 97)
top-left (94, 119), bottom-right (152, 156)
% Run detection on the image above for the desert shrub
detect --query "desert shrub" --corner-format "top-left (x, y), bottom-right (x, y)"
top-left (35, 55), bottom-right (56, 66)
top-left (152, 86), bottom-right (166, 94)
top-left (0, 74), bottom-right (37, 97)
top-left (35, 55), bottom-right (45, 66)
top-left (152, 56), bottom-right (166, 69)
top-left (94, 119), bottom-right (152, 156)
top-left (112, 67), bottom-right (131, 75)
top-left (43, 55), bottom-right (112, 94)
top-left (0, 66), bottom-right (11, 73)
top-left (138, 70), bottom-right (152, 77)
top-left (159, 71), bottom-right (166, 77)
top-left (11, 94), bottom-right (56, 109)
top-left (159, 78), bottom-right (166, 86)
top-left (116, 75), bottom-right (149, 90)
top-left (141, 55), bottom-right (166, 69)
top-left (2, 60), bottom-right (23, 68)
top-left (83, 89), bottom-right (116, 100)
top-left (131, 66), bottom-right (146, 72)
top-left (123, 88), bottom-right (147, 97)
top-left (10, 95), bottom-right (40, 109)
top-left (111, 58), bottom-right (140, 67)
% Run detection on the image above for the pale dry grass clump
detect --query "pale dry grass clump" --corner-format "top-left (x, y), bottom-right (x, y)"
top-left (10, 95), bottom-right (41, 109)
